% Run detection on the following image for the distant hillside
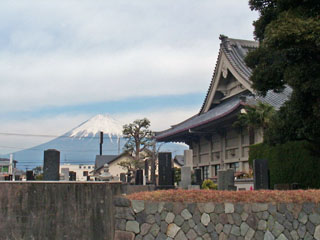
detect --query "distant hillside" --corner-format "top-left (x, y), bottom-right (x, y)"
top-left (3, 114), bottom-right (188, 170)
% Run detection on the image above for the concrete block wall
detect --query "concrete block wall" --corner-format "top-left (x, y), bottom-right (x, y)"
top-left (114, 198), bottom-right (320, 240)
top-left (0, 182), bottom-right (120, 240)
top-left (0, 182), bottom-right (154, 240)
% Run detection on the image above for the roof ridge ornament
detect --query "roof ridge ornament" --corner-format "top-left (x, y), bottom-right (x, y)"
top-left (219, 34), bottom-right (232, 51)
top-left (219, 34), bottom-right (228, 41)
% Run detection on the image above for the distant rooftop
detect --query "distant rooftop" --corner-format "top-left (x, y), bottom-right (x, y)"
top-left (95, 155), bottom-right (118, 169)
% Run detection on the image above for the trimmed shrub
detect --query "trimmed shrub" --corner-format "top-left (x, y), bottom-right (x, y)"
top-left (127, 189), bottom-right (320, 203)
top-left (201, 179), bottom-right (217, 190)
top-left (249, 141), bottom-right (320, 189)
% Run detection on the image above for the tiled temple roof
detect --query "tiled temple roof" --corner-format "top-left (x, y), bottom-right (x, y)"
top-left (200, 35), bottom-right (258, 113)
top-left (156, 35), bottom-right (291, 142)
top-left (156, 95), bottom-right (244, 141)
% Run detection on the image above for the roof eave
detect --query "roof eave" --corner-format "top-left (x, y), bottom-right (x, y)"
top-left (156, 102), bottom-right (244, 142)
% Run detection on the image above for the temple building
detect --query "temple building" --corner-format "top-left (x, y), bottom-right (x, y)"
top-left (155, 35), bottom-right (290, 179)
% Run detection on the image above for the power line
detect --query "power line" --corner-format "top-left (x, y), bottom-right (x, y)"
top-left (0, 145), bottom-right (122, 153)
top-left (0, 132), bottom-right (122, 139)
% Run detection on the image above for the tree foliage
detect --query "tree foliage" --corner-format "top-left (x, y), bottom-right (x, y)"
top-left (121, 118), bottom-right (154, 170)
top-left (249, 141), bottom-right (320, 189)
top-left (118, 159), bottom-right (135, 173)
top-left (246, 0), bottom-right (320, 145)
top-left (233, 101), bottom-right (275, 144)
top-left (32, 166), bottom-right (42, 175)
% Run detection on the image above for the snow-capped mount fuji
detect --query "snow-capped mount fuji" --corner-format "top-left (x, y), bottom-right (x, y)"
top-left (69, 114), bottom-right (123, 139)
top-left (6, 114), bottom-right (188, 170)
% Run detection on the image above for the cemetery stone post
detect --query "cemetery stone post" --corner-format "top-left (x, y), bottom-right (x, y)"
top-left (43, 149), bottom-right (60, 181)
top-left (253, 159), bottom-right (270, 190)
top-left (158, 152), bottom-right (173, 188)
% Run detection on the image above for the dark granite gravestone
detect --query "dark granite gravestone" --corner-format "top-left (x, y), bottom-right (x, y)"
top-left (127, 173), bottom-right (132, 183)
top-left (158, 152), bottom-right (173, 187)
top-left (195, 168), bottom-right (202, 185)
top-left (26, 171), bottom-right (34, 181)
top-left (5, 175), bottom-right (13, 181)
top-left (253, 159), bottom-right (270, 190)
top-left (144, 160), bottom-right (149, 181)
top-left (172, 168), bottom-right (175, 185)
top-left (69, 171), bottom-right (76, 181)
top-left (120, 173), bottom-right (126, 182)
top-left (218, 169), bottom-right (235, 190)
top-left (43, 149), bottom-right (60, 181)
top-left (135, 169), bottom-right (143, 185)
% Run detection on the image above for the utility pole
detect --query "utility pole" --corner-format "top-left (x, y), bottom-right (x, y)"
top-left (151, 140), bottom-right (156, 185)
top-left (100, 131), bottom-right (103, 156)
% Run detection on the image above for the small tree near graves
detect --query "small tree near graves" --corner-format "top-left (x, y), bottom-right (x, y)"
top-left (119, 118), bottom-right (154, 173)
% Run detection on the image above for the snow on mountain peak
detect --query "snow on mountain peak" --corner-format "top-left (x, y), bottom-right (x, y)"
top-left (69, 114), bottom-right (123, 138)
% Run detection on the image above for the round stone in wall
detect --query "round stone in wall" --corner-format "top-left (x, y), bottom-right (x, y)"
top-left (201, 213), bottom-right (210, 226)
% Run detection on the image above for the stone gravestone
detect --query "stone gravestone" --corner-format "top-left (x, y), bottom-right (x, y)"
top-left (218, 169), bottom-right (235, 190)
top-left (26, 171), bottom-right (34, 181)
top-left (253, 159), bottom-right (269, 190)
top-left (194, 168), bottom-right (202, 185)
top-left (135, 169), bottom-right (143, 185)
top-left (43, 149), bottom-right (60, 181)
top-left (172, 168), bottom-right (175, 185)
top-left (61, 168), bottom-right (69, 181)
top-left (144, 160), bottom-right (149, 182)
top-left (184, 150), bottom-right (193, 168)
top-left (120, 173), bottom-right (126, 182)
top-left (158, 152), bottom-right (173, 188)
top-left (4, 175), bottom-right (12, 181)
top-left (179, 166), bottom-right (191, 189)
top-left (127, 173), bottom-right (132, 183)
top-left (69, 171), bottom-right (76, 181)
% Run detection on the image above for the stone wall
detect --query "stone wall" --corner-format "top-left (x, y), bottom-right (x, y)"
top-left (114, 197), bottom-right (320, 240)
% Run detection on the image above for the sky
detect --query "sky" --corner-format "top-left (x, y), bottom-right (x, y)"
top-left (0, 0), bottom-right (258, 155)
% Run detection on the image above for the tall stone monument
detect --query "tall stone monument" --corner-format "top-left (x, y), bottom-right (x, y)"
top-left (179, 150), bottom-right (193, 189)
top-left (43, 149), bottom-right (60, 181)
top-left (184, 150), bottom-right (193, 167)
top-left (253, 159), bottom-right (270, 190)
top-left (158, 152), bottom-right (173, 187)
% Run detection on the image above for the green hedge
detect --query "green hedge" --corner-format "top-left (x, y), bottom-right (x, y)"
top-left (249, 141), bottom-right (320, 189)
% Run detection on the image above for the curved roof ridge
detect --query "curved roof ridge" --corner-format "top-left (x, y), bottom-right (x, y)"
top-left (199, 35), bottom-right (258, 114)
top-left (199, 45), bottom-right (223, 114)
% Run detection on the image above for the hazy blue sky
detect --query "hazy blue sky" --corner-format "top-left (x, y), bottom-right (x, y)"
top-left (0, 0), bottom-right (258, 154)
